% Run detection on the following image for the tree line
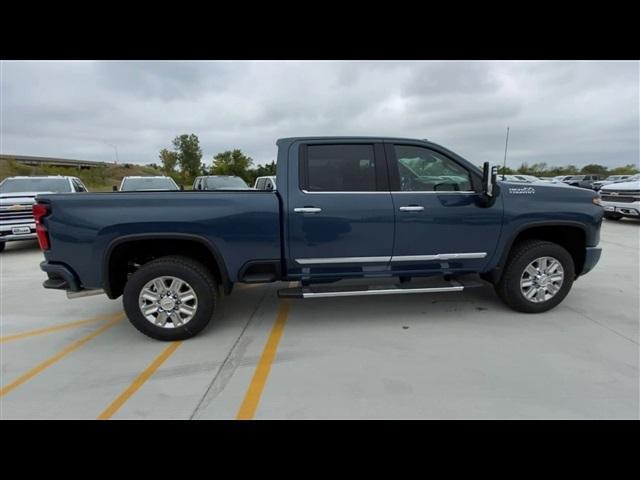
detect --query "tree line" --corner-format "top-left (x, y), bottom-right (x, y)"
top-left (151, 133), bottom-right (276, 187)
top-left (497, 162), bottom-right (638, 177)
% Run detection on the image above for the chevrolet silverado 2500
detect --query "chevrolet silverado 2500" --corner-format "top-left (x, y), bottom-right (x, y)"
top-left (35, 137), bottom-right (604, 340)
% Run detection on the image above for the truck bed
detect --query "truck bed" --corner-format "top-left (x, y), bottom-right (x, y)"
top-left (37, 190), bottom-right (281, 289)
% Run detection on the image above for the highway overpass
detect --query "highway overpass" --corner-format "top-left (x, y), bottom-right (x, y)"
top-left (0, 154), bottom-right (115, 169)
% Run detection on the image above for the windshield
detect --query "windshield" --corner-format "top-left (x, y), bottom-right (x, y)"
top-left (121, 178), bottom-right (178, 191)
top-left (205, 177), bottom-right (249, 189)
top-left (0, 178), bottom-right (72, 193)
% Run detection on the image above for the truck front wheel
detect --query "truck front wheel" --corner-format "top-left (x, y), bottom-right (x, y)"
top-left (495, 240), bottom-right (575, 313)
top-left (123, 255), bottom-right (218, 341)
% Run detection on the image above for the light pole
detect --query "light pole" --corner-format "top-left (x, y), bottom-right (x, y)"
top-left (105, 143), bottom-right (119, 164)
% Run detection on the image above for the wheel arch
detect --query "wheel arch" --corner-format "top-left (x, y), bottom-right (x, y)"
top-left (102, 233), bottom-right (231, 299)
top-left (486, 221), bottom-right (588, 283)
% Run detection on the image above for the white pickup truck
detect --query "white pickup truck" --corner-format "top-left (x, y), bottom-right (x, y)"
top-left (599, 174), bottom-right (640, 220)
top-left (0, 175), bottom-right (88, 252)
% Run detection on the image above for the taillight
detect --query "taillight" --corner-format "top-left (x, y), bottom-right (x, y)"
top-left (33, 203), bottom-right (50, 250)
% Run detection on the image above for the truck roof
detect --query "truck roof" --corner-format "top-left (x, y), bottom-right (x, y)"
top-left (277, 136), bottom-right (429, 144)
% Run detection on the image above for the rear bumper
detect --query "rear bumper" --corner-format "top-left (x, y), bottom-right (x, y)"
top-left (581, 247), bottom-right (602, 276)
top-left (40, 261), bottom-right (82, 291)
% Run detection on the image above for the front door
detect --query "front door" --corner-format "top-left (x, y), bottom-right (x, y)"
top-left (386, 142), bottom-right (503, 275)
top-left (287, 142), bottom-right (395, 279)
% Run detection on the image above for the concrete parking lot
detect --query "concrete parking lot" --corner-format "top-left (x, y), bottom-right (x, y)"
top-left (1, 219), bottom-right (638, 419)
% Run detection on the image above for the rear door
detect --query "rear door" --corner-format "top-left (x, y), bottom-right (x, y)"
top-left (286, 141), bottom-right (395, 279)
top-left (386, 142), bottom-right (503, 274)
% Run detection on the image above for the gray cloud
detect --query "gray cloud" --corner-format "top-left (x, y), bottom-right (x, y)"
top-left (1, 60), bottom-right (638, 168)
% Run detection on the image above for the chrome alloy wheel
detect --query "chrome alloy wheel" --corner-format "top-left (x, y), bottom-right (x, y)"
top-left (138, 276), bottom-right (198, 328)
top-left (520, 256), bottom-right (565, 303)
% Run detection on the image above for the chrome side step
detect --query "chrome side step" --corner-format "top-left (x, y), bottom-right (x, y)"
top-left (278, 278), bottom-right (482, 299)
top-left (66, 289), bottom-right (105, 299)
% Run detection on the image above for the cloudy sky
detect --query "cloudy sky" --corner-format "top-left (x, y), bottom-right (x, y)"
top-left (1, 60), bottom-right (638, 169)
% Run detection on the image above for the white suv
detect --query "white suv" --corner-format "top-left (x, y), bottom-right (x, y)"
top-left (599, 174), bottom-right (640, 220)
top-left (0, 175), bottom-right (88, 252)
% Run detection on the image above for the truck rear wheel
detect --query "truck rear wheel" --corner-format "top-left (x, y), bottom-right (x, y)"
top-left (123, 255), bottom-right (218, 341)
top-left (604, 212), bottom-right (622, 220)
top-left (495, 240), bottom-right (575, 313)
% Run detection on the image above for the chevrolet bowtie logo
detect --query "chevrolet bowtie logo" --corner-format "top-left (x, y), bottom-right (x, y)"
top-left (8, 204), bottom-right (29, 210)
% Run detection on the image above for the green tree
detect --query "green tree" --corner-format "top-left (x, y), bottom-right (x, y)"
top-left (580, 164), bottom-right (609, 176)
top-left (211, 149), bottom-right (254, 182)
top-left (609, 164), bottom-right (640, 175)
top-left (172, 134), bottom-right (203, 181)
top-left (158, 148), bottom-right (179, 175)
top-left (247, 160), bottom-right (277, 185)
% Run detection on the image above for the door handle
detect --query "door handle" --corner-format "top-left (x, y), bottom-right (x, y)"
top-left (399, 205), bottom-right (424, 212)
top-left (294, 207), bottom-right (322, 213)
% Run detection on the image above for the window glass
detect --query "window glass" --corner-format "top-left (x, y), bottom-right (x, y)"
top-left (121, 177), bottom-right (178, 191)
top-left (256, 178), bottom-right (265, 189)
top-left (0, 178), bottom-right (72, 193)
top-left (204, 176), bottom-right (249, 189)
top-left (305, 144), bottom-right (376, 191)
top-left (394, 145), bottom-right (472, 192)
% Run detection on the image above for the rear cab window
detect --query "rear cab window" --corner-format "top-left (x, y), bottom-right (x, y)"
top-left (300, 144), bottom-right (386, 192)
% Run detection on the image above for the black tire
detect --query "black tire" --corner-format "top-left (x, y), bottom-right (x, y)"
top-left (604, 213), bottom-right (622, 220)
top-left (123, 255), bottom-right (218, 341)
top-left (0, 242), bottom-right (5, 253)
top-left (495, 240), bottom-right (575, 313)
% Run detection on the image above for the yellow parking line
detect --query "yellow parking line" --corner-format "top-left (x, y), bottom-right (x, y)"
top-left (236, 299), bottom-right (292, 420)
top-left (0, 313), bottom-right (117, 344)
top-left (97, 341), bottom-right (182, 420)
top-left (0, 314), bottom-right (124, 397)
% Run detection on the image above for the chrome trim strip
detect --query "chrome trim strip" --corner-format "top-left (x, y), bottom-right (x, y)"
top-left (390, 252), bottom-right (487, 262)
top-left (301, 190), bottom-right (389, 194)
top-left (302, 285), bottom-right (464, 298)
top-left (295, 252), bottom-right (486, 265)
top-left (295, 256), bottom-right (391, 265)
top-left (390, 191), bottom-right (477, 194)
top-left (300, 190), bottom-right (477, 195)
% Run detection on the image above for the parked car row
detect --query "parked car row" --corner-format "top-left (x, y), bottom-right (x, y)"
top-left (193, 175), bottom-right (276, 191)
top-left (501, 174), bottom-right (637, 192)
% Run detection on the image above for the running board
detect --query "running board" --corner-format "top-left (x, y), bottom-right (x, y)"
top-left (278, 278), bottom-right (483, 299)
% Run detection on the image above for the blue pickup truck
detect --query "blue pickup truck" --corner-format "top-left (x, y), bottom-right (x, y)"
top-left (35, 137), bottom-right (603, 340)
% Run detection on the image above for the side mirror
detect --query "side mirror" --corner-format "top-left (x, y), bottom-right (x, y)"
top-left (112, 185), bottom-right (118, 192)
top-left (482, 162), bottom-right (497, 197)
